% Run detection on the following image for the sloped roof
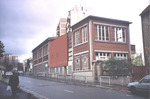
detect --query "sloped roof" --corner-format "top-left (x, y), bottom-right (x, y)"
top-left (140, 4), bottom-right (150, 16)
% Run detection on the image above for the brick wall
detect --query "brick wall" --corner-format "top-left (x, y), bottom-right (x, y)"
top-left (132, 66), bottom-right (146, 80)
top-left (50, 33), bottom-right (68, 68)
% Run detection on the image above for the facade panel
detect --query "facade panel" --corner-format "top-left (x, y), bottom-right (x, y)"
top-left (50, 34), bottom-right (68, 68)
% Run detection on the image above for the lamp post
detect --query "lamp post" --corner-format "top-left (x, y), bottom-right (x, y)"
top-left (45, 64), bottom-right (48, 77)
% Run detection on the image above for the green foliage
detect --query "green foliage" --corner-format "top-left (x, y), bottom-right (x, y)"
top-left (101, 58), bottom-right (131, 76)
top-left (131, 54), bottom-right (144, 66)
top-left (0, 40), bottom-right (5, 57)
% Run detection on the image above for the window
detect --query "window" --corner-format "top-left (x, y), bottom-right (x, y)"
top-left (114, 53), bottom-right (127, 59)
top-left (114, 27), bottom-right (126, 42)
top-left (95, 25), bottom-right (109, 41)
top-left (68, 32), bottom-right (72, 48)
top-left (82, 26), bottom-right (88, 43)
top-left (141, 79), bottom-right (150, 83)
top-left (96, 52), bottom-right (111, 61)
top-left (43, 45), bottom-right (48, 56)
top-left (82, 53), bottom-right (88, 70)
top-left (33, 52), bottom-right (37, 60)
top-left (75, 55), bottom-right (80, 71)
top-left (75, 30), bottom-right (80, 45)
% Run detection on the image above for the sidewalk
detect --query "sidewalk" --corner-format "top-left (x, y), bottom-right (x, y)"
top-left (0, 78), bottom-right (38, 99)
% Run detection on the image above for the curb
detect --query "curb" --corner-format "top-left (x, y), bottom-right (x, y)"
top-left (20, 87), bottom-right (49, 99)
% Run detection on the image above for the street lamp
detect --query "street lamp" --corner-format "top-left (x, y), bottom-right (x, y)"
top-left (45, 64), bottom-right (48, 77)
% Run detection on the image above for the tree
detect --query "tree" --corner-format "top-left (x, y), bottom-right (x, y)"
top-left (0, 40), bottom-right (5, 57)
top-left (27, 59), bottom-right (30, 71)
top-left (101, 58), bottom-right (131, 76)
top-left (131, 54), bottom-right (144, 66)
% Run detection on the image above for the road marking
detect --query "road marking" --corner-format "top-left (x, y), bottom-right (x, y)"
top-left (126, 94), bottom-right (132, 96)
top-left (64, 89), bottom-right (74, 93)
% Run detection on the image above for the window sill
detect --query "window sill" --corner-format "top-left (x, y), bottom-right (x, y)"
top-left (111, 41), bottom-right (127, 44)
top-left (94, 40), bottom-right (110, 43)
top-left (94, 40), bottom-right (127, 45)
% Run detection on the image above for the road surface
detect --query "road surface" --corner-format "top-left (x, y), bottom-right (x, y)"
top-left (19, 76), bottom-right (149, 99)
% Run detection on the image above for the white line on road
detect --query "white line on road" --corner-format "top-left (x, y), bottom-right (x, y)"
top-left (64, 89), bottom-right (74, 93)
top-left (126, 94), bottom-right (132, 96)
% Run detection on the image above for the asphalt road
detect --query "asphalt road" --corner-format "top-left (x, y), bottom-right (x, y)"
top-left (19, 76), bottom-right (149, 99)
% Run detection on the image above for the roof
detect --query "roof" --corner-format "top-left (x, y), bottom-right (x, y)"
top-left (140, 5), bottom-right (150, 16)
top-left (32, 37), bottom-right (57, 52)
top-left (71, 15), bottom-right (132, 28)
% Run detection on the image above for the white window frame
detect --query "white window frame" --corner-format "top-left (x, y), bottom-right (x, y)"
top-left (96, 52), bottom-right (111, 61)
top-left (82, 26), bottom-right (88, 43)
top-left (114, 27), bottom-right (126, 43)
top-left (96, 25), bottom-right (109, 41)
top-left (114, 53), bottom-right (127, 59)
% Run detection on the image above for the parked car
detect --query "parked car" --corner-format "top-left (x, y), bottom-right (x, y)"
top-left (5, 71), bottom-right (13, 78)
top-left (127, 75), bottom-right (150, 93)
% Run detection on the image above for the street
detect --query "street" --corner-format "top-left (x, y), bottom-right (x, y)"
top-left (18, 76), bottom-right (149, 99)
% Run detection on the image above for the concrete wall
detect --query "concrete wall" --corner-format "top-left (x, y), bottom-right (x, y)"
top-left (73, 71), bottom-right (93, 82)
top-left (99, 76), bottom-right (131, 86)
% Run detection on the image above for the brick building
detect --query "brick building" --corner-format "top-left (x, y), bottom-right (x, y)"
top-left (56, 18), bottom-right (67, 37)
top-left (32, 37), bottom-right (56, 74)
top-left (32, 15), bottom-right (132, 76)
top-left (140, 5), bottom-right (150, 75)
top-left (71, 15), bottom-right (132, 72)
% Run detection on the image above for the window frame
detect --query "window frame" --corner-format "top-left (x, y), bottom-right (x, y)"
top-left (96, 52), bottom-right (111, 61)
top-left (95, 25), bottom-right (110, 42)
top-left (82, 53), bottom-right (88, 70)
top-left (114, 27), bottom-right (126, 43)
top-left (82, 26), bottom-right (88, 43)
top-left (74, 30), bottom-right (80, 46)
top-left (114, 53), bottom-right (127, 59)
top-left (75, 55), bottom-right (80, 71)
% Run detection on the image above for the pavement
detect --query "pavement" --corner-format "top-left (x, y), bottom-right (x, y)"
top-left (0, 78), bottom-right (38, 99)
top-left (0, 76), bottom-right (128, 99)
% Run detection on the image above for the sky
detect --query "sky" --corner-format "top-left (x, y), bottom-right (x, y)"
top-left (0, 0), bottom-right (149, 62)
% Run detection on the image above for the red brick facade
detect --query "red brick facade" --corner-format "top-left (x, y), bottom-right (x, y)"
top-left (72, 16), bottom-right (131, 71)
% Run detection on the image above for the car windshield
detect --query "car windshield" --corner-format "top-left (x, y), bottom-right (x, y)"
top-left (144, 75), bottom-right (150, 79)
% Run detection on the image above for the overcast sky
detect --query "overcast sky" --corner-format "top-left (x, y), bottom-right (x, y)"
top-left (0, 0), bottom-right (149, 62)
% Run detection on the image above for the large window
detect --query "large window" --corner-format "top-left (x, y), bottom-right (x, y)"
top-left (114, 27), bottom-right (126, 42)
top-left (75, 30), bottom-right (80, 45)
top-left (82, 26), bottom-right (88, 43)
top-left (114, 53), bottom-right (127, 59)
top-left (82, 53), bottom-right (88, 70)
top-left (96, 52), bottom-right (111, 61)
top-left (95, 25), bottom-right (109, 41)
top-left (75, 55), bottom-right (80, 71)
